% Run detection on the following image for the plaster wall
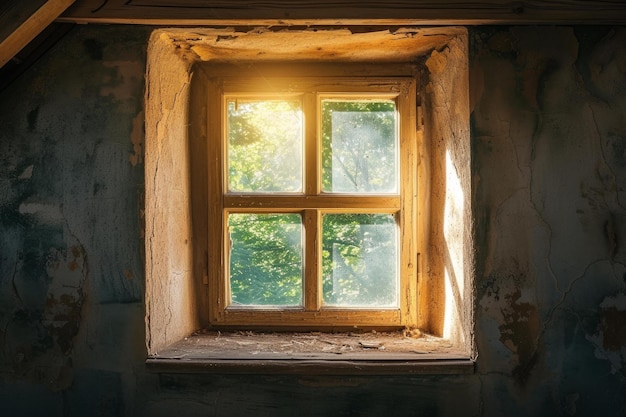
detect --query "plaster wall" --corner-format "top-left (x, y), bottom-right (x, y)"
top-left (0, 24), bottom-right (625, 416)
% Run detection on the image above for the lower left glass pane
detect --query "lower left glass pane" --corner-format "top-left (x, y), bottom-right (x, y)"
top-left (228, 213), bottom-right (303, 306)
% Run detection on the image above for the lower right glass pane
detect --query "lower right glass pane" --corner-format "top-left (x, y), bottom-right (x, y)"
top-left (322, 213), bottom-right (398, 307)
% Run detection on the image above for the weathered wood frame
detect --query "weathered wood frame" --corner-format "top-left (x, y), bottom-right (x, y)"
top-left (205, 65), bottom-right (419, 330)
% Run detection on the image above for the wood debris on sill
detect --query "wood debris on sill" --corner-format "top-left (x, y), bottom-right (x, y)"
top-left (151, 329), bottom-right (463, 360)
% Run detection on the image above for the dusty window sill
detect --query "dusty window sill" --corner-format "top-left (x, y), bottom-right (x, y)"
top-left (146, 331), bottom-right (475, 375)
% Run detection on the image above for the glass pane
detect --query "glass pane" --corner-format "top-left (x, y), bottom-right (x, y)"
top-left (228, 213), bottom-right (303, 306)
top-left (322, 100), bottom-right (397, 193)
top-left (227, 99), bottom-right (303, 193)
top-left (322, 213), bottom-right (398, 307)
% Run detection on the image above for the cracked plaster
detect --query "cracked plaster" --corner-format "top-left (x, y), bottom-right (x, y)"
top-left (0, 22), bottom-right (625, 417)
top-left (473, 25), bottom-right (626, 414)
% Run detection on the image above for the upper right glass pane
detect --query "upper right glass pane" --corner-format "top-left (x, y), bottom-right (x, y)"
top-left (321, 99), bottom-right (398, 194)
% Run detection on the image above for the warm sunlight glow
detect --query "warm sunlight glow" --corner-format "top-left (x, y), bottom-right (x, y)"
top-left (443, 149), bottom-right (465, 339)
top-left (226, 98), bottom-right (304, 193)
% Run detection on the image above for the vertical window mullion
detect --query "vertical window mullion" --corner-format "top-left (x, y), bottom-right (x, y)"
top-left (303, 91), bottom-right (320, 311)
top-left (303, 209), bottom-right (321, 311)
top-left (304, 92), bottom-right (318, 195)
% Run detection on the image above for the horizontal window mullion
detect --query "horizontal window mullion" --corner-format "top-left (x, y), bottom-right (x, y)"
top-left (219, 308), bottom-right (403, 328)
top-left (224, 195), bottom-right (400, 211)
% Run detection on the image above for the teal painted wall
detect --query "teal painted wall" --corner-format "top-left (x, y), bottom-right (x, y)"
top-left (0, 25), bottom-right (625, 416)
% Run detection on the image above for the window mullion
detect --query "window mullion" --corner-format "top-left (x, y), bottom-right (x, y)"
top-left (304, 92), bottom-right (318, 195)
top-left (303, 209), bottom-right (321, 311)
top-left (303, 92), bottom-right (320, 311)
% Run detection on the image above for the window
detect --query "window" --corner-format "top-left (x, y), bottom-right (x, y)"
top-left (206, 66), bottom-right (418, 329)
top-left (144, 28), bottom-right (474, 368)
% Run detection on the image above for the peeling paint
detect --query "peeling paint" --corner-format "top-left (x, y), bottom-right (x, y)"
top-left (1, 21), bottom-right (626, 416)
top-left (481, 281), bottom-right (541, 384)
top-left (426, 49), bottom-right (447, 75)
top-left (0, 242), bottom-right (88, 390)
top-left (17, 165), bottom-right (33, 180)
top-left (588, 292), bottom-right (626, 374)
top-left (499, 289), bottom-right (540, 384)
top-left (17, 202), bottom-right (63, 222)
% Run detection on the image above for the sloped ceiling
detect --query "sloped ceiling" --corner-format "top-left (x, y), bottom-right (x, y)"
top-left (0, 0), bottom-right (76, 68)
top-left (0, 1), bottom-right (77, 92)
top-left (0, 22), bottom-right (74, 92)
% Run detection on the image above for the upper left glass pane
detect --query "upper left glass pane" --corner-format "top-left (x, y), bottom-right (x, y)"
top-left (227, 98), bottom-right (303, 193)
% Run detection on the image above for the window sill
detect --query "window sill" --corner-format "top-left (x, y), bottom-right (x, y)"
top-left (145, 331), bottom-right (475, 375)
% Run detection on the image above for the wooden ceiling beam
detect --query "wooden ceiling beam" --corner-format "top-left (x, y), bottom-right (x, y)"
top-left (0, 0), bottom-right (76, 69)
top-left (59, 0), bottom-right (626, 25)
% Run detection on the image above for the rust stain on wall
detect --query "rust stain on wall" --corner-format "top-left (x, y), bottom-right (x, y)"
top-left (44, 244), bottom-right (88, 370)
top-left (498, 289), bottom-right (541, 384)
top-left (0, 242), bottom-right (89, 391)
top-left (587, 292), bottom-right (626, 374)
top-left (600, 307), bottom-right (626, 350)
top-left (479, 278), bottom-right (543, 384)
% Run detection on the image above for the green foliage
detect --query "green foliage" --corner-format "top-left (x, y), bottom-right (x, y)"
top-left (229, 213), bottom-right (303, 306)
top-left (321, 100), bottom-right (397, 193)
top-left (322, 214), bottom-right (398, 307)
top-left (226, 99), bottom-right (399, 307)
top-left (227, 99), bottom-right (302, 192)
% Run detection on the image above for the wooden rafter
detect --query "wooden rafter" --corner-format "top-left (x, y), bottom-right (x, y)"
top-left (0, 0), bottom-right (76, 69)
top-left (60, 0), bottom-right (626, 25)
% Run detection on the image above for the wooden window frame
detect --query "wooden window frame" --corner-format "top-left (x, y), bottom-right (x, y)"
top-left (205, 64), bottom-right (419, 331)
